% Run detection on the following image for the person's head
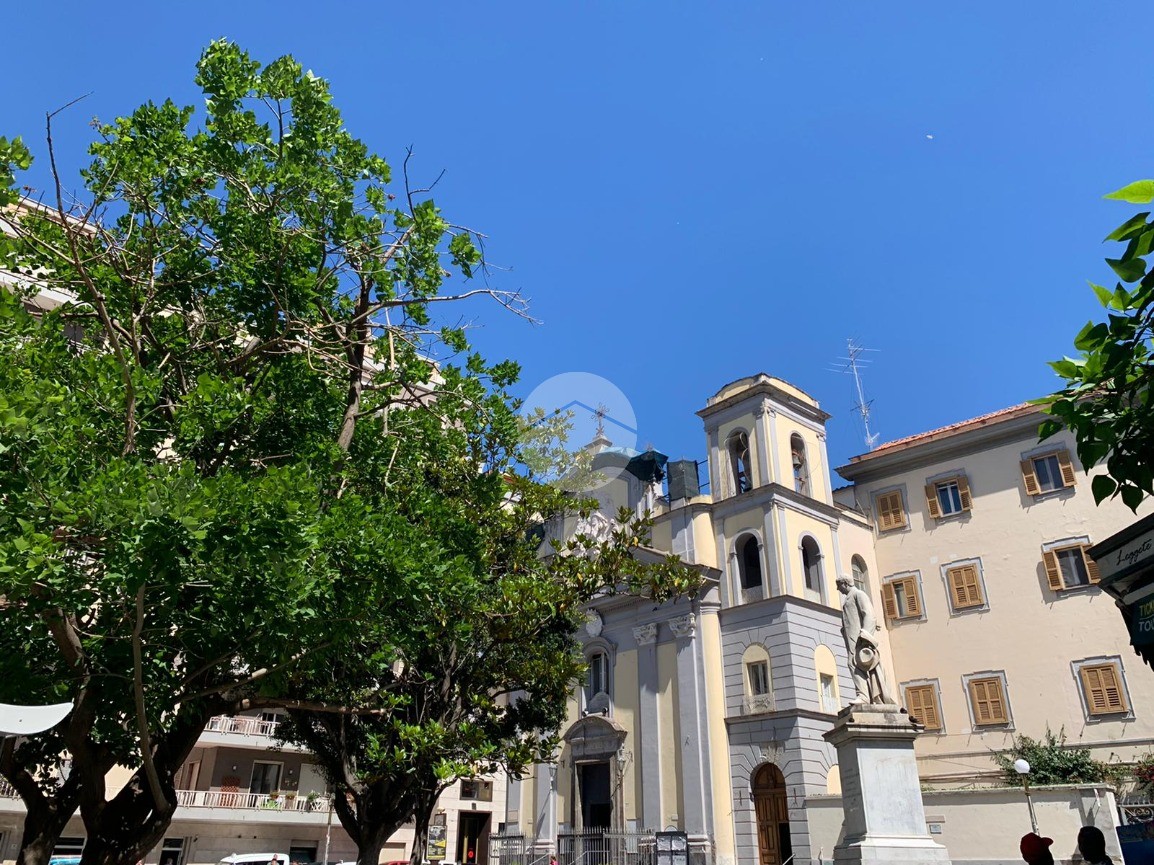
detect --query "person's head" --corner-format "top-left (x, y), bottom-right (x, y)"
top-left (1020, 833), bottom-right (1054, 865)
top-left (1078, 825), bottom-right (1107, 860)
top-left (836, 575), bottom-right (853, 596)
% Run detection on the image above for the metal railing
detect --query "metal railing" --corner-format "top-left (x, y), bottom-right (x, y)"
top-left (1118, 793), bottom-right (1154, 825)
top-left (0, 778), bottom-right (16, 799)
top-left (175, 789), bottom-right (330, 812)
top-left (490, 830), bottom-right (657, 865)
top-left (204, 715), bottom-right (281, 737)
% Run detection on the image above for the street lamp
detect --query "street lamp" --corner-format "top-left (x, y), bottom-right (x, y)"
top-left (1013, 758), bottom-right (1039, 834)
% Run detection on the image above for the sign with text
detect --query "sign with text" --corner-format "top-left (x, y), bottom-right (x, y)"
top-left (427, 824), bottom-right (447, 861)
top-left (1130, 596), bottom-right (1154, 646)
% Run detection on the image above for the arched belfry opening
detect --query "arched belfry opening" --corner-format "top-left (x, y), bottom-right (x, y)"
top-left (751, 764), bottom-right (792, 865)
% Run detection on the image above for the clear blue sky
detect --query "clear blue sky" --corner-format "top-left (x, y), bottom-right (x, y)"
top-left (6, 3), bottom-right (1152, 474)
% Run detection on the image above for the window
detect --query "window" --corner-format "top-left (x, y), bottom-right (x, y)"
top-left (882, 575), bottom-right (922, 620)
top-left (738, 535), bottom-right (763, 591)
top-left (461, 779), bottom-right (494, 801)
top-left (1078, 662), bottom-right (1128, 716)
top-left (851, 555), bottom-right (869, 593)
top-left (820, 673), bottom-right (838, 714)
top-left (801, 537), bottom-right (823, 598)
top-left (1021, 450), bottom-right (1076, 495)
top-left (967, 675), bottom-right (1009, 726)
top-left (159, 838), bottom-right (186, 865)
top-left (945, 563), bottom-right (985, 611)
top-left (728, 431), bottom-right (753, 495)
top-left (585, 652), bottom-right (609, 701)
top-left (1042, 543), bottom-right (1100, 591)
top-left (790, 434), bottom-right (809, 496)
top-left (747, 661), bottom-right (770, 697)
top-left (925, 476), bottom-right (971, 519)
top-left (874, 490), bottom-right (907, 532)
top-left (903, 684), bottom-right (942, 732)
top-left (250, 761), bottom-right (281, 794)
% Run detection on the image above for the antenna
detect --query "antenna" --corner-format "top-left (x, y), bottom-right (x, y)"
top-left (829, 339), bottom-right (881, 451)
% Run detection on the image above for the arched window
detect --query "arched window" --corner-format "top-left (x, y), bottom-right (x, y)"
top-left (851, 555), bottom-right (869, 593)
top-left (728, 431), bottom-right (753, 495)
top-left (801, 537), bottom-right (822, 598)
top-left (791, 434), bottom-right (809, 496)
top-left (738, 535), bottom-right (763, 591)
top-left (585, 652), bottom-right (609, 703)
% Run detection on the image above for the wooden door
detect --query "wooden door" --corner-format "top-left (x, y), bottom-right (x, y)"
top-left (752, 765), bottom-right (789, 865)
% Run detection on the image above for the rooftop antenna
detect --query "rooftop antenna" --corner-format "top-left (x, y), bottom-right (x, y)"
top-left (829, 339), bottom-right (881, 451)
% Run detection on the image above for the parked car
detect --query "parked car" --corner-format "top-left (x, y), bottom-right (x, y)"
top-left (219, 854), bottom-right (290, 865)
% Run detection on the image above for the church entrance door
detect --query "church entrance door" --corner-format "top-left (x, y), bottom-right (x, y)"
top-left (752, 764), bottom-right (791, 865)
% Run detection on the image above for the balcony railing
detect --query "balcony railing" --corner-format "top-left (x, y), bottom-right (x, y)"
top-left (176, 789), bottom-right (331, 812)
top-left (204, 715), bottom-right (280, 737)
top-left (0, 778), bottom-right (16, 799)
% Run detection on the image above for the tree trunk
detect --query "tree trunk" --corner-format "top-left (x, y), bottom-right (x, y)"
top-left (16, 794), bottom-right (78, 865)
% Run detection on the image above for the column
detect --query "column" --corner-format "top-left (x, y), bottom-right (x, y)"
top-left (670, 613), bottom-right (711, 851)
top-left (634, 623), bottom-right (662, 832)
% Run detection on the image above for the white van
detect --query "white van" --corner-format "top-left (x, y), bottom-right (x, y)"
top-left (218, 854), bottom-right (290, 865)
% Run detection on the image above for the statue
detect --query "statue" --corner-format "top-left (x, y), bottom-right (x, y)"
top-left (836, 575), bottom-right (897, 706)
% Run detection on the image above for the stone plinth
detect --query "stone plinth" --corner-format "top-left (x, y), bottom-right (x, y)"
top-left (823, 704), bottom-right (951, 865)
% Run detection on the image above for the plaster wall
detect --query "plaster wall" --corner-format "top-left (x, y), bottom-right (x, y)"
top-left (852, 425), bottom-right (1154, 776)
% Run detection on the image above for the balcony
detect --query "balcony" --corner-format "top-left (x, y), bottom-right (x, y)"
top-left (198, 714), bottom-right (304, 751)
top-left (205, 715), bottom-right (280, 737)
top-left (173, 789), bottom-right (334, 823)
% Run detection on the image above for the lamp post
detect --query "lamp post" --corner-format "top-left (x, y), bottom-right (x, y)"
top-left (1013, 758), bottom-right (1039, 834)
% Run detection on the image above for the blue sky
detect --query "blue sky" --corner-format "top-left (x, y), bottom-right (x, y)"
top-left (5, 3), bottom-right (1152, 475)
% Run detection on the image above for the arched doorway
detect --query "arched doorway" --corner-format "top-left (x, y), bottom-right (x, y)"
top-left (751, 764), bottom-right (791, 865)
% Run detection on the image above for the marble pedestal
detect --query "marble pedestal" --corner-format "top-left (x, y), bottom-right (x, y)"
top-left (823, 704), bottom-right (951, 865)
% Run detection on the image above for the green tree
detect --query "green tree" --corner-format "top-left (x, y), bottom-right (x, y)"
top-left (1043, 179), bottom-right (1154, 509)
top-left (0, 40), bottom-right (525, 865)
top-left (993, 728), bottom-right (1108, 786)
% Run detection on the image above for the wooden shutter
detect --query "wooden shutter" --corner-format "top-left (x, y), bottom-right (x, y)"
top-left (882, 582), bottom-right (898, 620)
top-left (876, 491), bottom-right (906, 531)
top-left (1057, 450), bottom-right (1077, 487)
top-left (902, 577), bottom-right (922, 617)
top-left (1081, 546), bottom-right (1101, 584)
top-left (956, 476), bottom-right (972, 511)
top-left (925, 484), bottom-right (942, 519)
top-left (905, 685), bottom-right (941, 731)
top-left (948, 565), bottom-right (983, 609)
top-left (1020, 459), bottom-right (1041, 496)
top-left (969, 677), bottom-right (1008, 725)
top-left (1080, 664), bottom-right (1127, 714)
top-left (1042, 550), bottom-right (1065, 591)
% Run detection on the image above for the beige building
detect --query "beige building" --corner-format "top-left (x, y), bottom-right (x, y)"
top-left (836, 403), bottom-right (1154, 786)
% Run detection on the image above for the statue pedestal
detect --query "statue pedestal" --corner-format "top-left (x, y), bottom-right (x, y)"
top-left (823, 704), bottom-right (951, 865)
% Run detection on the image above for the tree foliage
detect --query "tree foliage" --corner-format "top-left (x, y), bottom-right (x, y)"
top-left (1042, 179), bottom-right (1154, 509)
top-left (993, 728), bottom-right (1108, 787)
top-left (0, 39), bottom-right (510, 865)
top-left (0, 40), bottom-right (697, 865)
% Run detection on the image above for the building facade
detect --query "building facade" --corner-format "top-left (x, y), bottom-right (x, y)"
top-left (504, 375), bottom-right (892, 865)
top-left (836, 403), bottom-right (1154, 786)
top-left (503, 379), bottom-right (1154, 865)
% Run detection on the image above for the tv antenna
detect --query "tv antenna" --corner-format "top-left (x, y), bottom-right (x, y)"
top-left (829, 339), bottom-right (880, 451)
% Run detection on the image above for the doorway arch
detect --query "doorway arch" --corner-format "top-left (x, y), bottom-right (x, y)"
top-left (751, 764), bottom-right (792, 865)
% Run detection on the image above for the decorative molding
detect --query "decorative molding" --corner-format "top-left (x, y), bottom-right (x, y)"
top-left (669, 614), bottom-right (697, 639)
top-left (633, 623), bottom-right (658, 645)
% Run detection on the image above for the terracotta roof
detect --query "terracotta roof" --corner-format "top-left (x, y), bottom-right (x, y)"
top-left (847, 402), bottom-right (1039, 463)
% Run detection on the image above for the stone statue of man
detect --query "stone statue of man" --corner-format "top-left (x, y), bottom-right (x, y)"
top-left (836, 575), bottom-right (897, 706)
